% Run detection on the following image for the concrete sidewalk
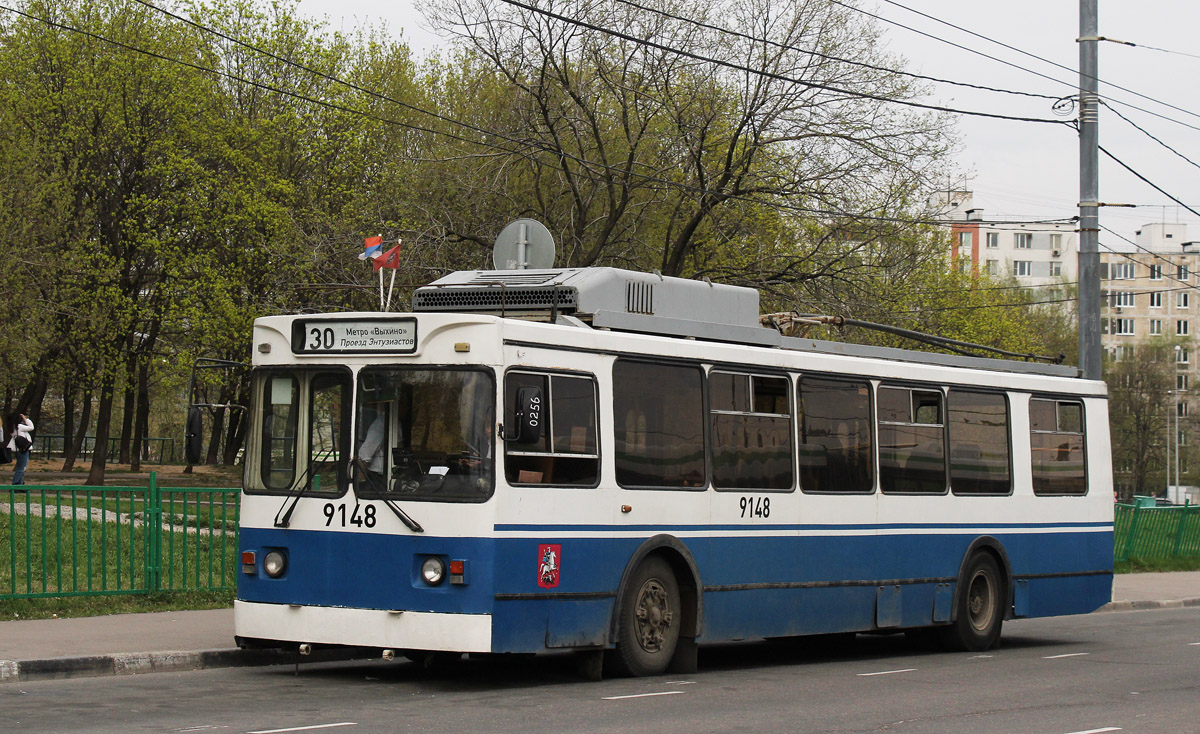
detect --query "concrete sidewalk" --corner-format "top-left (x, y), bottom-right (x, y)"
top-left (2, 572), bottom-right (1198, 684)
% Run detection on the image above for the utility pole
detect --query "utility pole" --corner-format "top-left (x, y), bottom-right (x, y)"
top-left (1078, 0), bottom-right (1101, 380)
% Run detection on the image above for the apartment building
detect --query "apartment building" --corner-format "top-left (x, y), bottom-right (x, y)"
top-left (931, 191), bottom-right (1078, 286)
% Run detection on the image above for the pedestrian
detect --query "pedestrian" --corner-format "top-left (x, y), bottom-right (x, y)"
top-left (7, 412), bottom-right (34, 486)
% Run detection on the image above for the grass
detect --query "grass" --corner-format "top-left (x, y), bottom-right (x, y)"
top-left (1114, 556), bottom-right (1200, 573)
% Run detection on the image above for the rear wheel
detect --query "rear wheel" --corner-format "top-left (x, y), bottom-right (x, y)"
top-left (610, 557), bottom-right (681, 677)
top-left (941, 553), bottom-right (1005, 651)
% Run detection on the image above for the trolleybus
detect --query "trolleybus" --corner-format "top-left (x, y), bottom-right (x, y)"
top-left (231, 265), bottom-right (1113, 677)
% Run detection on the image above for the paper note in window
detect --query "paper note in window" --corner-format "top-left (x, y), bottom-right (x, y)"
top-left (571, 427), bottom-right (588, 453)
top-left (518, 470), bottom-right (543, 483)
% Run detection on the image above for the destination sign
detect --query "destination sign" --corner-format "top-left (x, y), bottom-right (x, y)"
top-left (291, 318), bottom-right (417, 354)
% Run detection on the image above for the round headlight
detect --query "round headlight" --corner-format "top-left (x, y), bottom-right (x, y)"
top-left (264, 550), bottom-right (288, 578)
top-left (421, 557), bottom-right (446, 586)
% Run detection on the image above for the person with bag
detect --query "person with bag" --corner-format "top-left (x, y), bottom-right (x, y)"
top-left (7, 413), bottom-right (34, 485)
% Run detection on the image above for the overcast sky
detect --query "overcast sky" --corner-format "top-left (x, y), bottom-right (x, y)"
top-left (295, 0), bottom-right (1200, 248)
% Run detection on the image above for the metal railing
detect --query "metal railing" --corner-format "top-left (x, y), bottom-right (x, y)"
top-left (1114, 502), bottom-right (1200, 562)
top-left (0, 474), bottom-right (239, 600)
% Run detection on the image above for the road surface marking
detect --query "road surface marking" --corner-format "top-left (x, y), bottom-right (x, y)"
top-left (969, 655), bottom-right (993, 659)
top-left (248, 724), bottom-right (356, 734)
top-left (1043, 652), bottom-right (1090, 659)
top-left (1062, 728), bottom-right (1121, 734)
top-left (603, 691), bottom-right (685, 700)
top-left (857, 668), bottom-right (917, 677)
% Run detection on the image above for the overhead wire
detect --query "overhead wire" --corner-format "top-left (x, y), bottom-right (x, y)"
top-left (0, 1), bottom-right (1079, 233)
top-left (608, 0), bottom-right (1062, 102)
top-left (494, 0), bottom-right (1072, 125)
top-left (1101, 101), bottom-right (1200, 173)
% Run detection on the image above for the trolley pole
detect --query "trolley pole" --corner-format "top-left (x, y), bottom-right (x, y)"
top-left (1078, 0), bottom-right (1101, 380)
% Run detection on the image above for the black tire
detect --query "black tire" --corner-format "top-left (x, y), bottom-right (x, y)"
top-left (941, 553), bottom-right (1005, 652)
top-left (611, 556), bottom-right (681, 677)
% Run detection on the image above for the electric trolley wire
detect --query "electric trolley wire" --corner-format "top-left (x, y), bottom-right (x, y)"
top-left (2, 2), bottom-right (1080, 234)
top-left (830, 0), bottom-right (1200, 134)
top-left (495, 0), bottom-right (1072, 125)
top-left (1099, 146), bottom-right (1200, 220)
top-left (1102, 101), bottom-right (1200, 173)
top-left (870, 0), bottom-right (1200, 124)
top-left (608, 0), bottom-right (1062, 102)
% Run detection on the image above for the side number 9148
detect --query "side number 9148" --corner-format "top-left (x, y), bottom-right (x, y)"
top-left (323, 502), bottom-right (376, 528)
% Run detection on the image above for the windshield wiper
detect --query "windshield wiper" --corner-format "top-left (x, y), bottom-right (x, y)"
top-left (274, 461), bottom-right (321, 528)
top-left (353, 457), bottom-right (424, 533)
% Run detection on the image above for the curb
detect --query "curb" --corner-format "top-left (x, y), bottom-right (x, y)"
top-left (1099, 597), bottom-right (1200, 613)
top-left (0, 647), bottom-right (374, 684)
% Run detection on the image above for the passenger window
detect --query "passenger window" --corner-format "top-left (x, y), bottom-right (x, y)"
top-left (505, 372), bottom-right (599, 486)
top-left (797, 376), bottom-right (873, 493)
top-left (614, 361), bottom-right (706, 488)
top-left (1030, 398), bottom-right (1087, 495)
top-left (948, 391), bottom-right (1011, 495)
top-left (879, 386), bottom-right (946, 494)
top-left (710, 372), bottom-right (793, 491)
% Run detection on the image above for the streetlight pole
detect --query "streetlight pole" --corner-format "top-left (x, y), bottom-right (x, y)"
top-left (1167, 388), bottom-right (1173, 496)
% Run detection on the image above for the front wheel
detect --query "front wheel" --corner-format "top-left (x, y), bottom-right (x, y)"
top-left (610, 557), bottom-right (681, 677)
top-left (941, 553), bottom-right (1005, 652)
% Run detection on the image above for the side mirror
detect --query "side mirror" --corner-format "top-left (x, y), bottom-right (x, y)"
top-left (185, 406), bottom-right (204, 465)
top-left (508, 386), bottom-right (543, 444)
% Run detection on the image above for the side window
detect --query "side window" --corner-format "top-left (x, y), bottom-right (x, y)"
top-left (797, 376), bottom-right (873, 493)
top-left (1030, 398), bottom-right (1087, 495)
top-left (614, 361), bottom-right (705, 488)
top-left (948, 391), bottom-right (1011, 495)
top-left (710, 372), bottom-right (793, 490)
top-left (309, 373), bottom-right (350, 494)
top-left (261, 374), bottom-right (299, 490)
top-left (879, 385), bottom-right (946, 494)
top-left (505, 372), bottom-right (599, 486)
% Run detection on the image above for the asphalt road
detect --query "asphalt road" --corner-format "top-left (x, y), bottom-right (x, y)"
top-left (4, 608), bottom-right (1198, 734)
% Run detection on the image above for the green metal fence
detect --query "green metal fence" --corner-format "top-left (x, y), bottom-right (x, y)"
top-left (1114, 502), bottom-right (1200, 562)
top-left (0, 473), bottom-right (239, 600)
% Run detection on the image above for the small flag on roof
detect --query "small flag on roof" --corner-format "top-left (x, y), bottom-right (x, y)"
top-left (359, 235), bottom-right (383, 260)
top-left (374, 242), bottom-right (402, 272)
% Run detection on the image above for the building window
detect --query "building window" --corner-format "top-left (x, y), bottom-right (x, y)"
top-left (1050, 233), bottom-right (1063, 252)
top-left (1150, 292), bottom-right (1163, 308)
top-left (1111, 263), bottom-right (1135, 280)
top-left (1014, 260), bottom-right (1032, 277)
top-left (1112, 291), bottom-right (1135, 308)
top-left (986, 232), bottom-right (999, 249)
top-left (1151, 264), bottom-right (1163, 280)
top-left (1179, 348), bottom-right (1190, 365)
top-left (958, 231), bottom-right (973, 249)
top-left (1014, 233), bottom-right (1032, 249)
top-left (1178, 264), bottom-right (1191, 280)
top-left (1049, 262), bottom-right (1062, 277)
top-left (985, 259), bottom-right (998, 275)
top-left (1180, 292), bottom-right (1191, 309)
top-left (1115, 319), bottom-right (1135, 335)
top-left (1178, 320), bottom-right (1190, 336)
top-left (1179, 401), bottom-right (1189, 418)
top-left (1150, 319), bottom-right (1163, 335)
top-left (1178, 374), bottom-right (1189, 391)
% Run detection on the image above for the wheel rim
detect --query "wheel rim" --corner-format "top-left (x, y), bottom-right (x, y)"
top-left (633, 577), bottom-right (674, 653)
top-left (966, 570), bottom-right (996, 632)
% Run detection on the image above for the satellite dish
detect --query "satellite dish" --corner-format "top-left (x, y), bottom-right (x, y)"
top-left (493, 219), bottom-right (556, 270)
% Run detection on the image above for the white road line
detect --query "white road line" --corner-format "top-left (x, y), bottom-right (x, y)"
top-left (602, 691), bottom-right (685, 700)
top-left (856, 668), bottom-right (917, 677)
top-left (1043, 652), bottom-right (1091, 659)
top-left (969, 654), bottom-right (994, 659)
top-left (1189, 642), bottom-right (1200, 646)
top-left (247, 724), bottom-right (357, 734)
top-left (1062, 727), bottom-right (1121, 734)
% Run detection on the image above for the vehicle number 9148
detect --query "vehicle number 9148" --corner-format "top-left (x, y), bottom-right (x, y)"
top-left (740, 496), bottom-right (770, 518)
top-left (323, 502), bottom-right (376, 528)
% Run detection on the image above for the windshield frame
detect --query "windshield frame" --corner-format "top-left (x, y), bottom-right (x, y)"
top-left (353, 365), bottom-right (497, 504)
top-left (243, 366), bottom-right (353, 498)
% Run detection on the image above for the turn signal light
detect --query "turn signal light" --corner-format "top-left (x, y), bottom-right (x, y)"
top-left (450, 560), bottom-right (467, 585)
top-left (241, 551), bottom-right (256, 575)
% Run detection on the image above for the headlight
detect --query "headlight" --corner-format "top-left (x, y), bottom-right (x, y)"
top-left (421, 557), bottom-right (446, 586)
top-left (264, 550), bottom-right (288, 578)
